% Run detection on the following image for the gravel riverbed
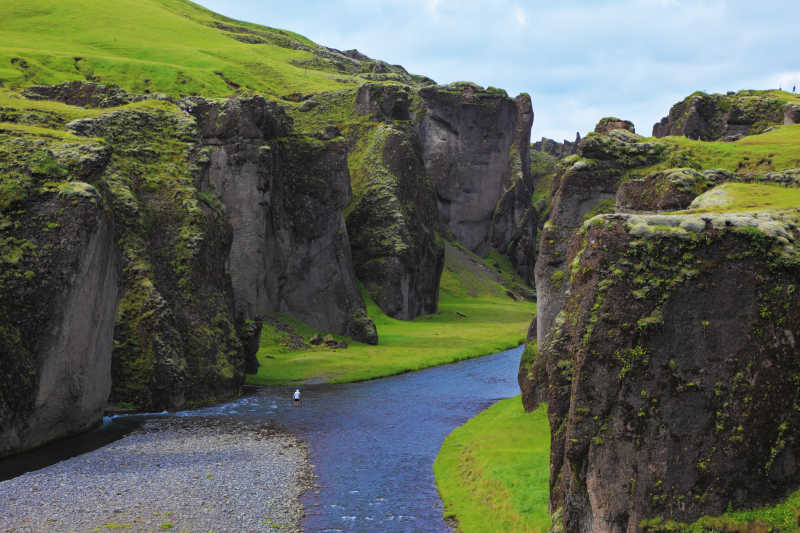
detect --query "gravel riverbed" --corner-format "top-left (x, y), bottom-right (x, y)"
top-left (0, 418), bottom-right (313, 533)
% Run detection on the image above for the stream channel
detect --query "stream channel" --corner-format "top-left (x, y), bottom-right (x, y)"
top-left (1, 345), bottom-right (523, 532)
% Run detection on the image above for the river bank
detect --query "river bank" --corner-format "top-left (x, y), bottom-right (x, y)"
top-left (0, 418), bottom-right (312, 532)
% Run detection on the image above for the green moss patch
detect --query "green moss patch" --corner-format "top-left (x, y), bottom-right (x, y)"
top-left (434, 397), bottom-right (551, 533)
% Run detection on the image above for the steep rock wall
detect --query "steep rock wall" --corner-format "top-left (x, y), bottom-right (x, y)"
top-left (190, 96), bottom-right (377, 343)
top-left (346, 122), bottom-right (444, 320)
top-left (490, 93), bottom-right (537, 285)
top-left (417, 83), bottom-right (519, 257)
top-left (0, 136), bottom-right (118, 456)
top-left (528, 213), bottom-right (800, 532)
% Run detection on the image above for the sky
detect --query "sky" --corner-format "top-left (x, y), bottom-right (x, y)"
top-left (195, 0), bottom-right (799, 141)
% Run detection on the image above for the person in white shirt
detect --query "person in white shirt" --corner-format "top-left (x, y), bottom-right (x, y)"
top-left (293, 389), bottom-right (301, 405)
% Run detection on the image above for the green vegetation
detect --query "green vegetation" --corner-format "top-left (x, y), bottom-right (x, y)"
top-left (247, 291), bottom-right (535, 385)
top-left (641, 486), bottom-right (800, 532)
top-left (0, 0), bottom-right (425, 98)
top-left (247, 243), bottom-right (535, 385)
top-left (641, 125), bottom-right (800, 175)
top-left (686, 182), bottom-right (800, 213)
top-left (435, 397), bottom-right (551, 533)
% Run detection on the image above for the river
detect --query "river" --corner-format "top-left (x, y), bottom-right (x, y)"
top-left (1, 345), bottom-right (523, 532)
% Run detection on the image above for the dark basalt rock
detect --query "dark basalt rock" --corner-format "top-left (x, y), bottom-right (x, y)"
top-left (616, 168), bottom-right (712, 211)
top-left (532, 132), bottom-right (581, 158)
top-left (190, 96), bottom-right (378, 344)
top-left (355, 83), bottom-right (412, 121)
top-left (22, 81), bottom-right (153, 108)
top-left (528, 213), bottom-right (800, 532)
top-left (416, 82), bottom-right (520, 257)
top-left (490, 93), bottom-right (538, 285)
top-left (652, 90), bottom-right (787, 140)
top-left (346, 124), bottom-right (444, 320)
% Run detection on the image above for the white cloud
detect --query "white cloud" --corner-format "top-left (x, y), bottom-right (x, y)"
top-left (513, 6), bottom-right (528, 27)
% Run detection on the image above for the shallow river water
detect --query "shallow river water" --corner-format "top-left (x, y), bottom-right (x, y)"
top-left (2, 345), bottom-right (523, 532)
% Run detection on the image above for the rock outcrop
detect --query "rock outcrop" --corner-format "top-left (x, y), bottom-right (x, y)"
top-left (616, 167), bottom-right (712, 212)
top-left (0, 135), bottom-right (119, 456)
top-left (527, 212), bottom-right (800, 532)
top-left (190, 96), bottom-right (377, 344)
top-left (785, 103), bottom-right (800, 125)
top-left (490, 93), bottom-right (538, 285)
top-left (652, 90), bottom-right (788, 140)
top-left (346, 123), bottom-right (444, 320)
top-left (22, 81), bottom-right (154, 108)
top-left (532, 133), bottom-right (581, 158)
top-left (346, 82), bottom-right (536, 319)
top-left (416, 83), bottom-right (520, 257)
top-left (534, 125), bottom-right (665, 343)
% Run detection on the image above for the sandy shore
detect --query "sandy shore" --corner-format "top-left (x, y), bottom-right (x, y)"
top-left (0, 417), bottom-right (312, 533)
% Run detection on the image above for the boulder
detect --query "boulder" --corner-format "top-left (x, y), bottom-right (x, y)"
top-left (653, 90), bottom-right (787, 140)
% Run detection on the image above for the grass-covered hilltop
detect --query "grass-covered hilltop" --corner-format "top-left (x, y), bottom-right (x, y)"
top-left (435, 89), bottom-right (800, 532)
top-left (0, 0), bottom-right (537, 456)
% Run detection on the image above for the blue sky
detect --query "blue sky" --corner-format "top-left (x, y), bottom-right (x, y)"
top-left (196, 0), bottom-right (798, 141)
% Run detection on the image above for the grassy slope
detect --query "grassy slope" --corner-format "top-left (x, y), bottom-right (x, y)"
top-left (0, 0), bottom-right (361, 97)
top-left (434, 397), bottom-right (551, 533)
top-left (246, 244), bottom-right (536, 386)
top-left (639, 124), bottom-right (800, 174)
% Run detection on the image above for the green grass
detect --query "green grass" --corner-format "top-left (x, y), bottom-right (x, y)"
top-left (0, 0), bottom-right (378, 98)
top-left (641, 487), bottom-right (800, 532)
top-left (686, 182), bottom-right (800, 213)
top-left (246, 292), bottom-right (535, 385)
top-left (434, 397), bottom-right (551, 533)
top-left (642, 125), bottom-right (800, 174)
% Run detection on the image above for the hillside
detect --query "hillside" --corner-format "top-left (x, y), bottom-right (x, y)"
top-left (0, 0), bottom-right (430, 97)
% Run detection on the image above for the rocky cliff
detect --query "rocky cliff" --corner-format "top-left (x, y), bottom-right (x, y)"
top-left (652, 90), bottom-right (792, 141)
top-left (417, 83), bottom-right (519, 256)
top-left (530, 212), bottom-right (800, 532)
top-left (189, 96), bottom-right (377, 343)
top-left (525, 106), bottom-right (800, 530)
top-left (0, 128), bottom-right (119, 456)
top-left (533, 132), bottom-right (581, 158)
top-left (319, 81), bottom-right (536, 319)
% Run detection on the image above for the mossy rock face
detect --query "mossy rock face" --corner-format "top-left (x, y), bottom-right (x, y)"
top-left (594, 116), bottom-right (635, 135)
top-left (355, 83), bottom-right (412, 122)
top-left (490, 93), bottom-right (539, 285)
top-left (346, 123), bottom-right (444, 320)
top-left (0, 130), bottom-right (118, 455)
top-left (617, 167), bottom-right (712, 211)
top-left (63, 106), bottom-right (247, 410)
top-left (530, 214), bottom-right (800, 532)
top-left (192, 95), bottom-right (377, 344)
top-left (22, 81), bottom-right (149, 108)
top-left (653, 90), bottom-right (789, 140)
